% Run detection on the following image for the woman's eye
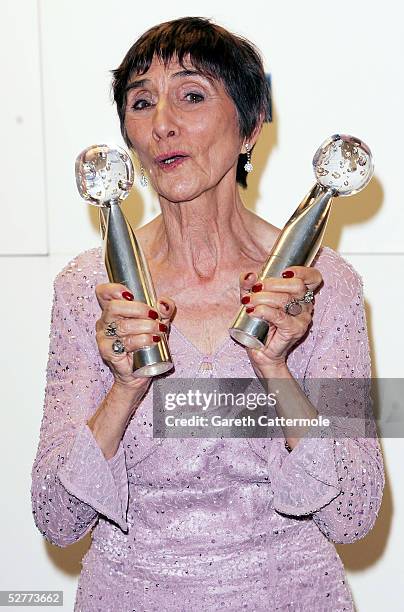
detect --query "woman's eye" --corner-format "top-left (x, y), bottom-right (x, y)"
top-left (185, 92), bottom-right (204, 103)
top-left (131, 99), bottom-right (151, 111)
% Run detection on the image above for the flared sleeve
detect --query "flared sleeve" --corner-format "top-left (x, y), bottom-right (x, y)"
top-left (268, 251), bottom-right (385, 543)
top-left (31, 254), bottom-right (129, 547)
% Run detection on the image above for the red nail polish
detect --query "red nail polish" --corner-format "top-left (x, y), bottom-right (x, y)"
top-left (244, 272), bottom-right (255, 281)
top-left (282, 270), bottom-right (294, 278)
top-left (152, 335), bottom-right (160, 342)
top-left (241, 295), bottom-right (251, 305)
top-left (251, 283), bottom-right (263, 293)
top-left (149, 310), bottom-right (159, 320)
top-left (122, 291), bottom-right (134, 301)
top-left (246, 306), bottom-right (255, 313)
top-left (159, 323), bottom-right (168, 332)
top-left (159, 301), bottom-right (170, 311)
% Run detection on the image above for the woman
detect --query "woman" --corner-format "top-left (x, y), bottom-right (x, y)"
top-left (31, 17), bottom-right (384, 611)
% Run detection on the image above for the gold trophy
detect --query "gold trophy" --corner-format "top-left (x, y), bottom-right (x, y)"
top-left (75, 144), bottom-right (173, 377)
top-left (229, 134), bottom-right (374, 349)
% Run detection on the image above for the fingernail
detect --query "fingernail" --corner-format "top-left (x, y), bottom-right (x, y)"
top-left (122, 291), bottom-right (134, 301)
top-left (246, 306), bottom-right (255, 313)
top-left (159, 300), bottom-right (170, 311)
top-left (244, 272), bottom-right (255, 281)
top-left (159, 323), bottom-right (168, 332)
top-left (152, 335), bottom-right (161, 342)
top-left (149, 309), bottom-right (159, 320)
top-left (282, 270), bottom-right (294, 278)
top-left (241, 295), bottom-right (251, 305)
top-left (251, 283), bottom-right (263, 293)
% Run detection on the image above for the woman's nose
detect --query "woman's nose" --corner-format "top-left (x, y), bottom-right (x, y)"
top-left (152, 99), bottom-right (178, 141)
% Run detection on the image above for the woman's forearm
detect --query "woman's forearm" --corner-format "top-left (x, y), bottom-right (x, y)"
top-left (256, 362), bottom-right (318, 450)
top-left (87, 382), bottom-right (146, 460)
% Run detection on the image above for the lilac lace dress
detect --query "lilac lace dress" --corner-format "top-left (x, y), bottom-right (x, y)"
top-left (31, 246), bottom-right (384, 612)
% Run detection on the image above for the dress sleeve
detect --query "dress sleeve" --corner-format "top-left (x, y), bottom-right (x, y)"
top-left (268, 257), bottom-right (385, 544)
top-left (31, 264), bottom-right (129, 548)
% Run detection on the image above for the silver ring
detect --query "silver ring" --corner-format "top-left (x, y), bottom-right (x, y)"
top-left (112, 339), bottom-right (125, 354)
top-left (105, 321), bottom-right (118, 337)
top-left (284, 290), bottom-right (315, 316)
top-left (301, 289), bottom-right (314, 304)
top-left (284, 300), bottom-right (303, 316)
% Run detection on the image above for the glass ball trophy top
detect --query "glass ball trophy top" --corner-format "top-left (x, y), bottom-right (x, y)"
top-left (312, 134), bottom-right (373, 196)
top-left (75, 144), bottom-right (134, 207)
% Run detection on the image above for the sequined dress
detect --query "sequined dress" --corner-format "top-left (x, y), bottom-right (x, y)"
top-left (31, 246), bottom-right (384, 611)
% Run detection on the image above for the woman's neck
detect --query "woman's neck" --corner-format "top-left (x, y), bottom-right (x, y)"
top-left (144, 180), bottom-right (271, 283)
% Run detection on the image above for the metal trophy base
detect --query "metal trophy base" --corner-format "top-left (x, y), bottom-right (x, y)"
top-left (133, 344), bottom-right (174, 377)
top-left (229, 310), bottom-right (269, 349)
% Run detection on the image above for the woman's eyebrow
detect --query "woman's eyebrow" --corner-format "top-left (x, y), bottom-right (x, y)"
top-left (172, 68), bottom-right (215, 85)
top-left (171, 69), bottom-right (213, 82)
top-left (125, 69), bottom-right (214, 93)
top-left (125, 78), bottom-right (150, 93)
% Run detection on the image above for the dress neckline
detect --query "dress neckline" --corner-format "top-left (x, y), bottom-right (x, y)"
top-left (170, 323), bottom-right (232, 360)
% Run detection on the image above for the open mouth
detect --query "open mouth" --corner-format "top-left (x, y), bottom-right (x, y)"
top-left (155, 152), bottom-right (189, 169)
top-left (161, 155), bottom-right (186, 165)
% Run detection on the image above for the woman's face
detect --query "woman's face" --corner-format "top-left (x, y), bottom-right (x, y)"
top-left (124, 56), bottom-right (243, 203)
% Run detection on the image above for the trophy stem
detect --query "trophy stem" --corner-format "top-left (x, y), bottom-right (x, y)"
top-left (229, 184), bottom-right (334, 349)
top-left (100, 204), bottom-right (173, 377)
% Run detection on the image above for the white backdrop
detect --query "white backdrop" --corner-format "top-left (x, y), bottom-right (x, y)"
top-left (1, 1), bottom-right (403, 610)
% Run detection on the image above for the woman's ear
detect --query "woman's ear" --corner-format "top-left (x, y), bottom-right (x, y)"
top-left (240, 112), bottom-right (265, 154)
top-left (248, 112), bottom-right (265, 148)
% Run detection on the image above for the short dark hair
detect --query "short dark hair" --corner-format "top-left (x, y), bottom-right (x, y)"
top-left (111, 16), bottom-right (271, 187)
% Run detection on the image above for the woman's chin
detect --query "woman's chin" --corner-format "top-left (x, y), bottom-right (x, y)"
top-left (155, 182), bottom-right (204, 204)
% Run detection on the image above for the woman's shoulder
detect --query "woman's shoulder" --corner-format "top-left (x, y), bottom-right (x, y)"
top-left (312, 246), bottom-right (363, 303)
top-left (54, 247), bottom-right (106, 292)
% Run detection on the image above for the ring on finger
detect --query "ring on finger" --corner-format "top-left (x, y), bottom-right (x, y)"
top-left (284, 300), bottom-right (303, 316)
top-left (105, 321), bottom-right (118, 337)
top-left (300, 289), bottom-right (314, 304)
top-left (284, 290), bottom-right (315, 316)
top-left (112, 338), bottom-right (125, 354)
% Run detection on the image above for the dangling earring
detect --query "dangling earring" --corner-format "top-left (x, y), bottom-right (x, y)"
top-left (244, 143), bottom-right (253, 173)
top-left (140, 164), bottom-right (148, 187)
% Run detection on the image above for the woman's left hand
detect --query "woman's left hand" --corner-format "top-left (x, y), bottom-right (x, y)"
top-left (239, 267), bottom-right (323, 375)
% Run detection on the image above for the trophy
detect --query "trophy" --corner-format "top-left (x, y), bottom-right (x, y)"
top-left (229, 134), bottom-right (374, 349)
top-left (75, 144), bottom-right (174, 377)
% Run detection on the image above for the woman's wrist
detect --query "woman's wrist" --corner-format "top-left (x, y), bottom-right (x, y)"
top-left (112, 377), bottom-right (150, 406)
top-left (251, 358), bottom-right (317, 450)
top-left (87, 381), bottom-right (148, 460)
top-left (253, 358), bottom-right (291, 381)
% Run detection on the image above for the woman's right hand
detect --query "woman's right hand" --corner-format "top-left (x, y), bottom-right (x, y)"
top-left (95, 283), bottom-right (175, 393)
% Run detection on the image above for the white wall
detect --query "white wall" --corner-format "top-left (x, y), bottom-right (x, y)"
top-left (1, 1), bottom-right (403, 610)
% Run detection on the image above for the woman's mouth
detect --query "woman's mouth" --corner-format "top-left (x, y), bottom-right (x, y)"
top-left (155, 152), bottom-right (190, 171)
